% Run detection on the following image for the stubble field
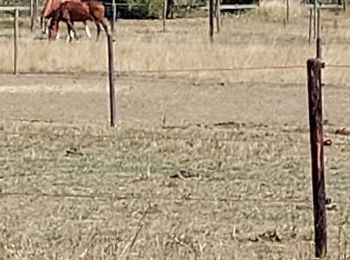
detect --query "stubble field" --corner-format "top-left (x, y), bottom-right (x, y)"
top-left (1, 1), bottom-right (350, 259)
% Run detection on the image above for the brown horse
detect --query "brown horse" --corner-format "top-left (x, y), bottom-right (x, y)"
top-left (48, 1), bottom-right (110, 42)
top-left (41, 0), bottom-right (91, 39)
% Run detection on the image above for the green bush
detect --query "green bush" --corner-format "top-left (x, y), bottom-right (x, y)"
top-left (106, 0), bottom-right (164, 19)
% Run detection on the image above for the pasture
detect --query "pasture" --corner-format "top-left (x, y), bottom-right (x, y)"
top-left (1, 1), bottom-right (350, 259)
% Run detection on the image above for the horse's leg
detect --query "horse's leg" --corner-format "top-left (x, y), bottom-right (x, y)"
top-left (84, 22), bottom-right (92, 39)
top-left (70, 22), bottom-right (77, 41)
top-left (45, 18), bottom-right (49, 36)
top-left (66, 22), bottom-right (74, 43)
top-left (95, 22), bottom-right (101, 41)
top-left (66, 21), bottom-right (78, 42)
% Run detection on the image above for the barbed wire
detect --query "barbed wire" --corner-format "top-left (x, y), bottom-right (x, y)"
top-left (327, 64), bottom-right (350, 69)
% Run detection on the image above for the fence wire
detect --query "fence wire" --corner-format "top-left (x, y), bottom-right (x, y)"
top-left (0, 190), bottom-right (349, 208)
top-left (0, 129), bottom-right (326, 146)
top-left (0, 63), bottom-right (349, 77)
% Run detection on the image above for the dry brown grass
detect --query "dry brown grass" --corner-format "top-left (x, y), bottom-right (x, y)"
top-left (1, 2), bottom-right (350, 259)
top-left (0, 3), bottom-right (347, 76)
top-left (0, 121), bottom-right (350, 259)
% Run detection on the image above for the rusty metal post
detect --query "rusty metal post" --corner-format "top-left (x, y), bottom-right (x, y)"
top-left (13, 9), bottom-right (18, 75)
top-left (209, 0), bottom-right (214, 41)
top-left (107, 33), bottom-right (116, 127)
top-left (306, 58), bottom-right (327, 258)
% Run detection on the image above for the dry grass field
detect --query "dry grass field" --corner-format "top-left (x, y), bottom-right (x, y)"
top-left (1, 0), bottom-right (350, 259)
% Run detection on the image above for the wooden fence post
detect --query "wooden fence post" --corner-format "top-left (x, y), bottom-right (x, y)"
top-left (306, 58), bottom-right (327, 258)
top-left (30, 0), bottom-right (33, 18)
top-left (30, 0), bottom-right (37, 32)
top-left (209, 0), bottom-right (214, 41)
top-left (286, 0), bottom-right (289, 23)
top-left (14, 9), bottom-right (18, 75)
top-left (215, 0), bottom-right (220, 32)
top-left (107, 33), bottom-right (116, 127)
top-left (163, 0), bottom-right (167, 32)
top-left (308, 9), bottom-right (312, 45)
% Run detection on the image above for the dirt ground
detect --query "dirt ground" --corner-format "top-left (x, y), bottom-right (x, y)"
top-left (1, 4), bottom-right (350, 259)
top-left (0, 71), bottom-right (350, 128)
top-left (1, 68), bottom-right (350, 260)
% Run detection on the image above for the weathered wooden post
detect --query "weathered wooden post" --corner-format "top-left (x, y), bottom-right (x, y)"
top-left (30, 0), bottom-right (38, 32)
top-left (163, 0), bottom-right (167, 32)
top-left (306, 58), bottom-right (327, 258)
top-left (209, 0), bottom-right (214, 41)
top-left (107, 33), bottom-right (116, 127)
top-left (30, 0), bottom-right (33, 18)
top-left (215, 0), bottom-right (220, 32)
top-left (308, 9), bottom-right (312, 44)
top-left (286, 0), bottom-right (289, 23)
top-left (13, 9), bottom-right (18, 75)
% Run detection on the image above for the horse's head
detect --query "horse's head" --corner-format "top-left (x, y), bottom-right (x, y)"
top-left (48, 20), bottom-right (59, 40)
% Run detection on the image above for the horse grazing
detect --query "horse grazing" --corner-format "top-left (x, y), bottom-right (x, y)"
top-left (41, 0), bottom-right (91, 39)
top-left (48, 1), bottom-right (110, 42)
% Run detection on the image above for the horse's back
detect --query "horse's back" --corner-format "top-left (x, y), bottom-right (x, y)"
top-left (59, 2), bottom-right (94, 21)
top-left (43, 0), bottom-right (82, 18)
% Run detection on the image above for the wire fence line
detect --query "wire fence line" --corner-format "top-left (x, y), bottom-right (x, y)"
top-left (0, 190), bottom-right (313, 206)
top-left (0, 63), bottom-right (349, 77)
top-left (0, 65), bottom-right (306, 78)
top-left (1, 123), bottom-right (348, 143)
top-left (0, 129), bottom-right (318, 145)
top-left (0, 190), bottom-right (348, 208)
